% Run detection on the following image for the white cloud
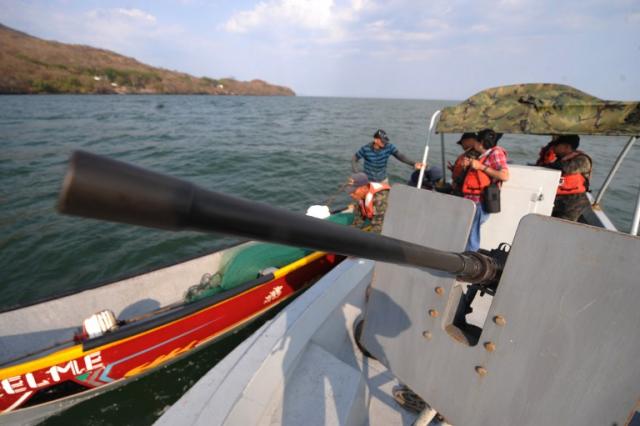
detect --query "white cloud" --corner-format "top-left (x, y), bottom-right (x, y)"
top-left (363, 24), bottom-right (435, 43)
top-left (222, 0), bottom-right (377, 36)
top-left (221, 0), bottom-right (444, 48)
top-left (114, 8), bottom-right (157, 22)
top-left (498, 0), bottom-right (532, 7)
top-left (86, 8), bottom-right (157, 24)
top-left (224, 0), bottom-right (334, 33)
top-left (78, 8), bottom-right (166, 50)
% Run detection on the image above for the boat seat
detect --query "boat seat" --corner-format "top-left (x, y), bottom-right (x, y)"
top-left (479, 164), bottom-right (560, 250)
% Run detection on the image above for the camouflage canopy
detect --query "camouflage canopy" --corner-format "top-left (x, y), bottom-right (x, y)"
top-left (436, 83), bottom-right (640, 136)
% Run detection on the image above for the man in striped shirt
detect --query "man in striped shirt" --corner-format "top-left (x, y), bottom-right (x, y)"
top-left (351, 129), bottom-right (423, 183)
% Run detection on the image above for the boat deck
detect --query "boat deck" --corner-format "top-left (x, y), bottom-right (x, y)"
top-left (156, 258), bottom-right (432, 425)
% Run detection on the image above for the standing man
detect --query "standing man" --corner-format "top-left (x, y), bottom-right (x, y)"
top-left (448, 132), bottom-right (479, 195)
top-left (455, 130), bottom-right (509, 329)
top-left (548, 134), bottom-right (592, 221)
top-left (346, 172), bottom-right (390, 234)
top-left (461, 129), bottom-right (509, 252)
top-left (352, 129), bottom-right (423, 183)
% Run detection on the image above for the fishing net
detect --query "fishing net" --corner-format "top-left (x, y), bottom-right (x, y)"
top-left (184, 212), bottom-right (353, 302)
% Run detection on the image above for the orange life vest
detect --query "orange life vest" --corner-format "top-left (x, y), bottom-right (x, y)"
top-left (358, 182), bottom-right (390, 219)
top-left (461, 148), bottom-right (502, 196)
top-left (462, 169), bottom-right (491, 196)
top-left (451, 154), bottom-right (467, 186)
top-left (557, 151), bottom-right (592, 195)
top-left (536, 145), bottom-right (557, 166)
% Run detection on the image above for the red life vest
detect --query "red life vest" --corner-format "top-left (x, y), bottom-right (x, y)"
top-left (358, 182), bottom-right (390, 219)
top-left (557, 151), bottom-right (592, 195)
top-left (461, 147), bottom-right (505, 196)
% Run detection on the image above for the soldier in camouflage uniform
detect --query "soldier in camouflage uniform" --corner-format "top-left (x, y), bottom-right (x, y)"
top-left (346, 172), bottom-right (390, 234)
top-left (547, 135), bottom-right (593, 221)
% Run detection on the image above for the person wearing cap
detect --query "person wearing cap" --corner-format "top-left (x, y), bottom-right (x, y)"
top-left (546, 134), bottom-right (592, 221)
top-left (460, 129), bottom-right (509, 252)
top-left (352, 129), bottom-right (423, 184)
top-left (448, 132), bottom-right (480, 195)
top-left (454, 129), bottom-right (509, 330)
top-left (346, 172), bottom-right (391, 234)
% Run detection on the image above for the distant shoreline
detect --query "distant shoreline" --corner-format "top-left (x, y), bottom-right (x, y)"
top-left (0, 92), bottom-right (296, 96)
top-left (0, 23), bottom-right (295, 96)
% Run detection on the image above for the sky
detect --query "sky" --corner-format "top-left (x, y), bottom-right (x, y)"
top-left (1, 0), bottom-right (639, 100)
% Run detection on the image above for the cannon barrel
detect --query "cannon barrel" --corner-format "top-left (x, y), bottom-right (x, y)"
top-left (57, 151), bottom-right (499, 283)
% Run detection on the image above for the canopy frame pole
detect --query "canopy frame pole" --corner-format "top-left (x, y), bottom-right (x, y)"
top-left (593, 136), bottom-right (636, 206)
top-left (417, 110), bottom-right (441, 189)
top-left (440, 133), bottom-right (446, 183)
top-left (631, 187), bottom-right (640, 236)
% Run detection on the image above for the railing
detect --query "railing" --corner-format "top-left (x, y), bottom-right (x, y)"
top-left (632, 187), bottom-right (640, 236)
top-left (593, 136), bottom-right (636, 206)
top-left (416, 110), bottom-right (441, 189)
top-left (592, 136), bottom-right (638, 235)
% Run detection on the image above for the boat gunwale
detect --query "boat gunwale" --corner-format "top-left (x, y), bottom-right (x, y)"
top-left (0, 251), bottom-right (337, 370)
top-left (82, 273), bottom-right (274, 351)
top-left (81, 252), bottom-right (342, 351)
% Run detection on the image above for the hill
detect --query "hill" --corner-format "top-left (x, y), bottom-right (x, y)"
top-left (0, 24), bottom-right (295, 96)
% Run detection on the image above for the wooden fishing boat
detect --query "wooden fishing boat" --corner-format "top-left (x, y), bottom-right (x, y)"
top-left (0, 232), bottom-right (346, 424)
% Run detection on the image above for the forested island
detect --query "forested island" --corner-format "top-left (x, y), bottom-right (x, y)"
top-left (0, 24), bottom-right (295, 96)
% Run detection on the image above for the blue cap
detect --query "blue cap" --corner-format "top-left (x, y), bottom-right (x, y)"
top-left (408, 166), bottom-right (443, 187)
top-left (426, 166), bottom-right (443, 183)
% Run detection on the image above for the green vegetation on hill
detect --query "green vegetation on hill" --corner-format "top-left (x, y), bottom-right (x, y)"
top-left (0, 24), bottom-right (295, 96)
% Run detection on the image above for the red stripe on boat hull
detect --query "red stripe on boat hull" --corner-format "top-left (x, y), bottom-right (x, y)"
top-left (0, 254), bottom-right (341, 414)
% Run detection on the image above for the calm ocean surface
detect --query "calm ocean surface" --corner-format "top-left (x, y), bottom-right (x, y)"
top-left (1, 95), bottom-right (638, 424)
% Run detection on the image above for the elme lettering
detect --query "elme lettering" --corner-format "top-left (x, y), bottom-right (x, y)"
top-left (1, 352), bottom-right (103, 396)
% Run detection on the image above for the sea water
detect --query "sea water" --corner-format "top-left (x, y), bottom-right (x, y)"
top-left (1, 95), bottom-right (638, 424)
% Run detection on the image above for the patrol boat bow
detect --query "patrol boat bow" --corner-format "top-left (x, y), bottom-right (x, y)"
top-left (155, 84), bottom-right (640, 426)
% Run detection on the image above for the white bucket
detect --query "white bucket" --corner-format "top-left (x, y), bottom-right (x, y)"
top-left (82, 309), bottom-right (118, 339)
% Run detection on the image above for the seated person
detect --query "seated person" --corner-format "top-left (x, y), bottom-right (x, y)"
top-left (407, 166), bottom-right (444, 190)
top-left (345, 172), bottom-right (390, 234)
